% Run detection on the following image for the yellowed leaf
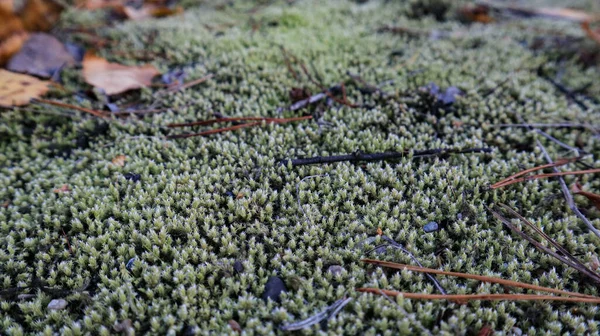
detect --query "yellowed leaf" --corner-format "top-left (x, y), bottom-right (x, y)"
top-left (112, 155), bottom-right (126, 167)
top-left (82, 52), bottom-right (160, 95)
top-left (0, 69), bottom-right (49, 107)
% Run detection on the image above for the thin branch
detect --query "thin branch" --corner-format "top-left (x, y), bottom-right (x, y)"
top-left (377, 236), bottom-right (447, 295)
top-left (167, 116), bottom-right (312, 139)
top-left (536, 140), bottom-right (600, 240)
top-left (491, 123), bottom-right (599, 131)
top-left (362, 259), bottom-right (596, 298)
top-left (356, 289), bottom-right (600, 303)
top-left (280, 297), bottom-right (352, 331)
top-left (281, 148), bottom-right (492, 166)
top-left (491, 156), bottom-right (580, 189)
top-left (34, 98), bottom-right (108, 118)
top-left (492, 167), bottom-right (600, 189)
top-left (489, 205), bottom-right (600, 283)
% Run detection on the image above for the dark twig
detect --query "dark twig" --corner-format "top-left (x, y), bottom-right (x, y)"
top-left (491, 123), bottom-right (599, 131)
top-left (377, 236), bottom-right (447, 295)
top-left (536, 140), bottom-right (600, 240)
top-left (489, 204), bottom-right (600, 283)
top-left (280, 297), bottom-right (352, 331)
top-left (280, 147), bottom-right (492, 166)
top-left (167, 116), bottom-right (312, 139)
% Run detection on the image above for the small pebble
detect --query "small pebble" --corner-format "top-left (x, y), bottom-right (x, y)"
top-left (126, 257), bottom-right (136, 271)
top-left (327, 265), bottom-right (344, 277)
top-left (423, 221), bottom-right (439, 233)
top-left (47, 299), bottom-right (67, 310)
top-left (233, 260), bottom-right (244, 274)
top-left (261, 276), bottom-right (287, 302)
top-left (124, 173), bottom-right (141, 182)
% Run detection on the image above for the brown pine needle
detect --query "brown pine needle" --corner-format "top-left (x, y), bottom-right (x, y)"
top-left (167, 115), bottom-right (312, 128)
top-left (362, 259), bottom-right (596, 298)
top-left (491, 157), bottom-right (585, 189)
top-left (167, 74), bottom-right (214, 92)
top-left (356, 288), bottom-right (600, 303)
top-left (167, 115), bottom-right (312, 138)
top-left (34, 98), bottom-right (108, 118)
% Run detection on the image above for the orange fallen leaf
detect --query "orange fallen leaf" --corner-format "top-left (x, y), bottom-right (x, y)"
top-left (0, 69), bottom-right (50, 107)
top-left (458, 5), bottom-right (494, 24)
top-left (112, 155), bottom-right (126, 167)
top-left (376, 227), bottom-right (383, 236)
top-left (53, 184), bottom-right (71, 193)
top-left (116, 4), bottom-right (183, 21)
top-left (0, 1), bottom-right (24, 41)
top-left (20, 0), bottom-right (64, 32)
top-left (572, 182), bottom-right (600, 210)
top-left (0, 31), bottom-right (28, 66)
top-left (82, 52), bottom-right (160, 95)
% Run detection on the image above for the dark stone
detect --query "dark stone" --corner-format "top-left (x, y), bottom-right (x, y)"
top-left (233, 260), bottom-right (244, 274)
top-left (423, 221), bottom-right (439, 233)
top-left (124, 173), bottom-right (141, 182)
top-left (261, 276), bottom-right (286, 302)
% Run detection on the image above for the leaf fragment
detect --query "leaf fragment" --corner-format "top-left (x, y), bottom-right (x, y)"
top-left (82, 52), bottom-right (160, 95)
top-left (0, 69), bottom-right (50, 107)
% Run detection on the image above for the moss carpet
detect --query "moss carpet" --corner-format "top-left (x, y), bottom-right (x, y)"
top-left (2, 0), bottom-right (600, 334)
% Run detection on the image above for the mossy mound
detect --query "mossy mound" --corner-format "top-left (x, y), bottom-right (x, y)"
top-left (2, 0), bottom-right (600, 334)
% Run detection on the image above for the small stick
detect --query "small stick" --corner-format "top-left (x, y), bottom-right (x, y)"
top-left (168, 116), bottom-right (312, 128)
top-left (489, 205), bottom-right (600, 283)
top-left (167, 74), bottom-right (214, 92)
top-left (493, 168), bottom-right (600, 189)
top-left (491, 123), bottom-right (599, 131)
top-left (34, 98), bottom-right (108, 118)
top-left (377, 236), bottom-right (447, 295)
top-left (356, 289), bottom-right (600, 303)
top-left (281, 148), bottom-right (492, 166)
top-left (167, 116), bottom-right (312, 139)
top-left (536, 140), bottom-right (600, 240)
top-left (491, 157), bottom-right (581, 189)
top-left (362, 259), bottom-right (596, 298)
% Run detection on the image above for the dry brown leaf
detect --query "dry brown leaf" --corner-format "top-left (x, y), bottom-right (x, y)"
top-left (112, 155), bottom-right (126, 167)
top-left (0, 1), bottom-right (24, 41)
top-left (0, 69), bottom-right (50, 107)
top-left (0, 31), bottom-right (28, 66)
top-left (82, 52), bottom-right (160, 95)
top-left (117, 4), bottom-right (183, 21)
top-left (20, 0), bottom-right (64, 32)
top-left (572, 182), bottom-right (600, 210)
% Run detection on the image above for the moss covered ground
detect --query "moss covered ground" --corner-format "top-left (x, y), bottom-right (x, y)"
top-left (2, 0), bottom-right (600, 334)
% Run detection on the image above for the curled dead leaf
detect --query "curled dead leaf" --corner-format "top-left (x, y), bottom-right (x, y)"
top-left (112, 155), bottom-right (126, 167)
top-left (82, 52), bottom-right (160, 95)
top-left (0, 69), bottom-right (50, 107)
top-left (0, 31), bottom-right (28, 66)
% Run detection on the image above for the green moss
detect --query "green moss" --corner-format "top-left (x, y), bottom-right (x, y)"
top-left (2, 0), bottom-right (600, 334)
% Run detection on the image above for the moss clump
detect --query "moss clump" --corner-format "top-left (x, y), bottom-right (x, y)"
top-left (2, 0), bottom-right (600, 334)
